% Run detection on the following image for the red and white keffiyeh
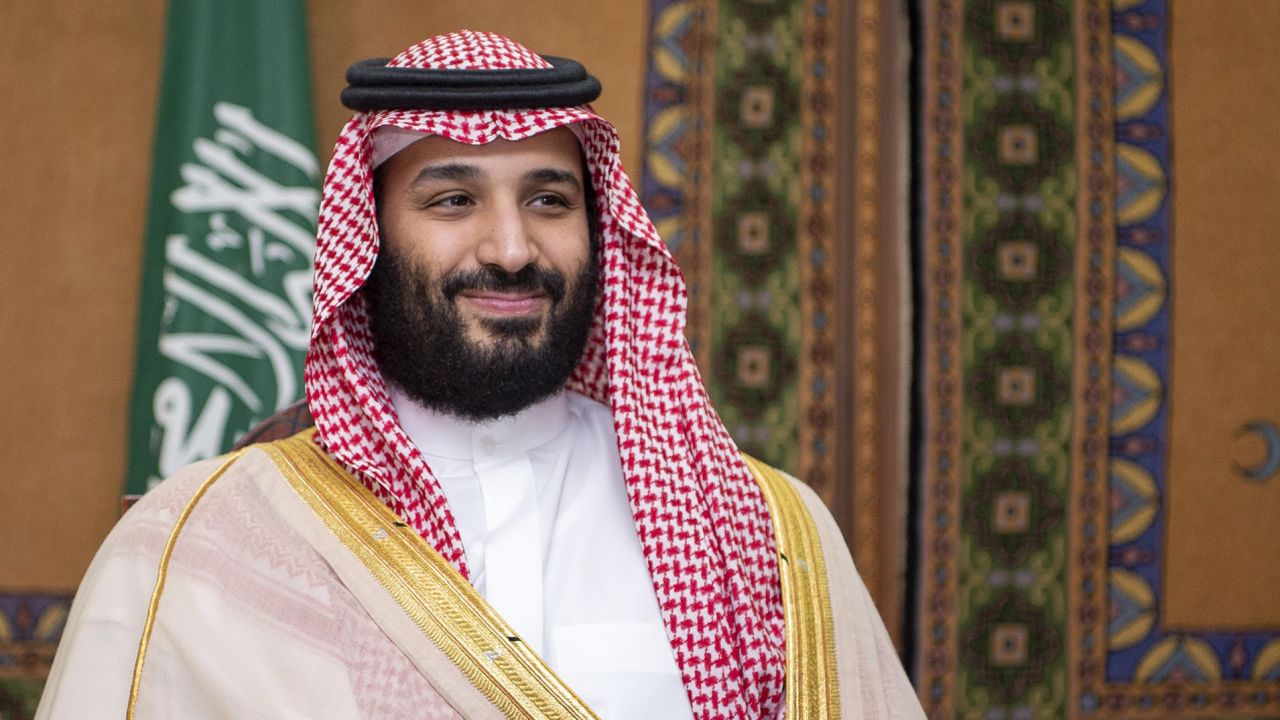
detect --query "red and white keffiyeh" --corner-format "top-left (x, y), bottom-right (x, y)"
top-left (305, 30), bottom-right (785, 719)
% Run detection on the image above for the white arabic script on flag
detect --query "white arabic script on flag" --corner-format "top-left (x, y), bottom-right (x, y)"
top-left (150, 102), bottom-right (318, 485)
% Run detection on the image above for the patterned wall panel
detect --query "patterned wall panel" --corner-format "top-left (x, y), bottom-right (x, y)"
top-left (918, 0), bottom-right (1088, 714)
top-left (643, 0), bottom-right (826, 484)
top-left (917, 0), bottom-right (1280, 717)
top-left (640, 0), bottom-right (913, 637)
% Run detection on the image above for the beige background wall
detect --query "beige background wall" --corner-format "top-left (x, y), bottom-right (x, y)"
top-left (1164, 2), bottom-right (1280, 628)
top-left (0, 0), bottom-right (648, 591)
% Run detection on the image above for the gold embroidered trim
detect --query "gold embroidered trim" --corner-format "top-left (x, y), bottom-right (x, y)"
top-left (127, 449), bottom-right (247, 720)
top-left (263, 432), bottom-right (597, 720)
top-left (743, 454), bottom-right (841, 720)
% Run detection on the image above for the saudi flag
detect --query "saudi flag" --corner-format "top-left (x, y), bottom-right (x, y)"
top-left (125, 0), bottom-right (319, 495)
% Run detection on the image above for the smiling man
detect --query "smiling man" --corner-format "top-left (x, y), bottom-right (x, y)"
top-left (366, 131), bottom-right (600, 421)
top-left (39, 31), bottom-right (923, 720)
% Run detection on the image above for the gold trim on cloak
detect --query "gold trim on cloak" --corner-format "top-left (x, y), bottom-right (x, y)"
top-left (263, 432), bottom-right (597, 720)
top-left (128, 432), bottom-right (840, 719)
top-left (127, 450), bottom-right (248, 720)
top-left (743, 454), bottom-right (842, 720)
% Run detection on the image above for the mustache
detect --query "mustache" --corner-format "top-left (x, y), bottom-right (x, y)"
top-left (441, 265), bottom-right (568, 303)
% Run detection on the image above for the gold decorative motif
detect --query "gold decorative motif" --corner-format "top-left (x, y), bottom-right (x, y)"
top-left (997, 241), bottom-right (1040, 280)
top-left (990, 623), bottom-right (1030, 667)
top-left (997, 366), bottom-right (1037, 406)
top-left (740, 86), bottom-right (777, 127)
top-left (997, 124), bottom-right (1039, 165)
top-left (737, 346), bottom-right (773, 387)
top-left (996, 1), bottom-right (1037, 42)
top-left (743, 454), bottom-right (841, 720)
top-left (993, 491), bottom-right (1032, 533)
top-left (736, 212), bottom-right (772, 254)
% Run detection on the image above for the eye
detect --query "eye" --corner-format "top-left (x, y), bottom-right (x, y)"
top-left (417, 193), bottom-right (474, 213)
top-left (530, 193), bottom-right (569, 208)
top-left (434, 194), bottom-right (473, 208)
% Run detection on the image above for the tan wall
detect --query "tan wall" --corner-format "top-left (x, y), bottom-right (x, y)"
top-left (1164, 1), bottom-right (1280, 628)
top-left (0, 0), bottom-right (648, 591)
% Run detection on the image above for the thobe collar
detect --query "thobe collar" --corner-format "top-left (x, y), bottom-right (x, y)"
top-left (388, 387), bottom-right (572, 462)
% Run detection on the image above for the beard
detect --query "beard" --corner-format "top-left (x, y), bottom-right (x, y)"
top-left (362, 245), bottom-right (599, 423)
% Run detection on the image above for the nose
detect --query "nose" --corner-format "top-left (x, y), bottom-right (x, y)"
top-left (475, 204), bottom-right (539, 273)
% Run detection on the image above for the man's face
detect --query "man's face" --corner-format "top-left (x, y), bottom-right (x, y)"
top-left (363, 128), bottom-right (599, 421)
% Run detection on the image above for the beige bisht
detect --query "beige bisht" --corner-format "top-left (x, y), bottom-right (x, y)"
top-left (38, 434), bottom-right (922, 719)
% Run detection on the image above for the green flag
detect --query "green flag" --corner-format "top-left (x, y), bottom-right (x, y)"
top-left (125, 0), bottom-right (319, 495)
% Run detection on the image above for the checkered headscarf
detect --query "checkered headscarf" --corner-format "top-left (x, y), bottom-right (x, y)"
top-left (305, 31), bottom-right (784, 718)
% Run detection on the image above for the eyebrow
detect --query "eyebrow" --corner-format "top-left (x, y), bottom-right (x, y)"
top-left (523, 167), bottom-right (582, 192)
top-left (407, 164), bottom-right (583, 194)
top-left (409, 162), bottom-right (481, 187)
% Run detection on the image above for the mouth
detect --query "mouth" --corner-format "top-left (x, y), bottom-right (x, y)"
top-left (455, 289), bottom-right (549, 317)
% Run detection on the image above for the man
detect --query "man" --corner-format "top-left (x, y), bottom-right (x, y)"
top-left (39, 31), bottom-right (923, 719)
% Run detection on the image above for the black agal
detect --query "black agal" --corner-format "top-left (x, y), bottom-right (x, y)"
top-left (340, 56), bottom-right (602, 111)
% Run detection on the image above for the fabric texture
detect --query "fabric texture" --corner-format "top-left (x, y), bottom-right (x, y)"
top-left (36, 452), bottom-right (470, 720)
top-left (304, 30), bottom-right (785, 718)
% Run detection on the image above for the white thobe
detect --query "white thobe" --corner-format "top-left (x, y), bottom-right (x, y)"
top-left (390, 389), bottom-right (695, 720)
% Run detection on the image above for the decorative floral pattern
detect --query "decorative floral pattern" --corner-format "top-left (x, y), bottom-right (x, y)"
top-left (923, 1), bottom-right (1280, 717)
